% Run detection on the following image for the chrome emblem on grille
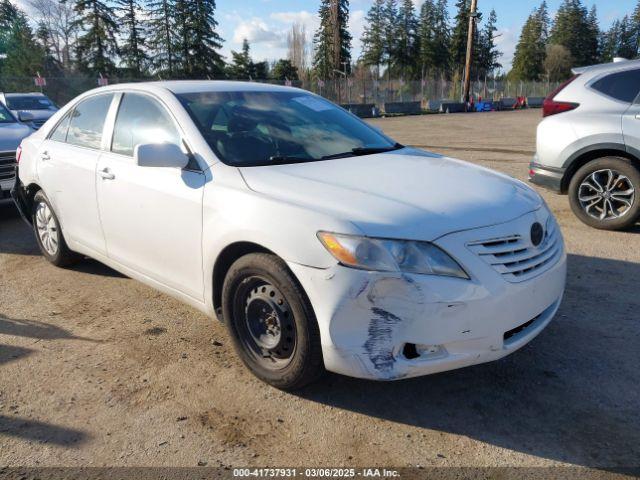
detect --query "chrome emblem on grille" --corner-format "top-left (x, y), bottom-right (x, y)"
top-left (531, 222), bottom-right (544, 247)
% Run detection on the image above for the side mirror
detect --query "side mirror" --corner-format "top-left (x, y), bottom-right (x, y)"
top-left (18, 111), bottom-right (34, 122)
top-left (134, 143), bottom-right (189, 169)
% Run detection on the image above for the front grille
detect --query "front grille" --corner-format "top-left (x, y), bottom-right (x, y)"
top-left (467, 218), bottom-right (561, 282)
top-left (32, 119), bottom-right (47, 128)
top-left (0, 150), bottom-right (17, 182)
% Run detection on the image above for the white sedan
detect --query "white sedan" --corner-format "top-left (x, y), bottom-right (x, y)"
top-left (12, 82), bottom-right (567, 389)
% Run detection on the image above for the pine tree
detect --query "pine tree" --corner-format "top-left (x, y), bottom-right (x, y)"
top-left (312, 0), bottom-right (352, 79)
top-left (312, 0), bottom-right (333, 79)
top-left (336, 0), bottom-right (352, 73)
top-left (450, 0), bottom-right (471, 72)
top-left (73, 0), bottom-right (119, 75)
top-left (417, 0), bottom-right (450, 76)
top-left (382, 0), bottom-right (398, 73)
top-left (549, 0), bottom-right (599, 67)
top-left (600, 21), bottom-right (620, 63)
top-left (538, 0), bottom-right (550, 40)
top-left (146, 0), bottom-right (175, 75)
top-left (271, 59), bottom-right (298, 81)
top-left (586, 6), bottom-right (601, 64)
top-left (0, 0), bottom-right (19, 56)
top-left (417, 0), bottom-right (436, 74)
top-left (117, 0), bottom-right (147, 76)
top-left (1, 7), bottom-right (45, 79)
top-left (252, 61), bottom-right (269, 79)
top-left (228, 38), bottom-right (252, 79)
top-left (477, 9), bottom-right (501, 77)
top-left (174, 0), bottom-right (192, 76)
top-left (361, 0), bottom-right (386, 74)
top-left (433, 0), bottom-right (451, 75)
top-left (394, 0), bottom-right (418, 78)
top-left (510, 3), bottom-right (547, 80)
top-left (616, 15), bottom-right (638, 59)
top-left (188, 0), bottom-right (225, 77)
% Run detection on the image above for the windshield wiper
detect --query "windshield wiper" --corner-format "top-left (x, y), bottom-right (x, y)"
top-left (321, 143), bottom-right (404, 160)
top-left (267, 155), bottom-right (315, 165)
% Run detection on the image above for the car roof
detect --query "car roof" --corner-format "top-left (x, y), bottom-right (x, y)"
top-left (94, 80), bottom-right (305, 96)
top-left (572, 59), bottom-right (640, 75)
top-left (4, 92), bottom-right (47, 97)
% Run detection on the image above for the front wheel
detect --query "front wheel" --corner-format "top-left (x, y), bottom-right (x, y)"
top-left (222, 253), bottom-right (324, 390)
top-left (568, 157), bottom-right (640, 230)
top-left (32, 191), bottom-right (80, 267)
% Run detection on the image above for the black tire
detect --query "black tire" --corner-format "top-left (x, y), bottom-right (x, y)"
top-left (568, 157), bottom-right (640, 231)
top-left (32, 190), bottom-right (81, 267)
top-left (222, 253), bottom-right (324, 390)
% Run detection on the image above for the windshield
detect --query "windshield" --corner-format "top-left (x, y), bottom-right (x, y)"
top-left (0, 102), bottom-right (16, 123)
top-left (176, 91), bottom-right (399, 166)
top-left (6, 95), bottom-right (56, 111)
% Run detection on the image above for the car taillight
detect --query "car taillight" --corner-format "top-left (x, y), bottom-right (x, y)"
top-left (16, 145), bottom-right (22, 164)
top-left (542, 75), bottom-right (580, 117)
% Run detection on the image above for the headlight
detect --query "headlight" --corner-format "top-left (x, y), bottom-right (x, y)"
top-left (317, 232), bottom-right (469, 279)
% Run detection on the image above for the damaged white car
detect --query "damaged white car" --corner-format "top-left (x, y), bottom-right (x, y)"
top-left (13, 82), bottom-right (567, 389)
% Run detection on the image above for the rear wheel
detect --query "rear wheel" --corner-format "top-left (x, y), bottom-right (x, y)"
top-left (568, 157), bottom-right (640, 230)
top-left (222, 253), bottom-right (324, 390)
top-left (32, 191), bottom-right (80, 267)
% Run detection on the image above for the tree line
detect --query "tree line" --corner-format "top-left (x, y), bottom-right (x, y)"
top-left (358, 0), bottom-right (501, 82)
top-left (511, 0), bottom-right (640, 82)
top-left (0, 0), bottom-right (639, 87)
top-left (0, 0), bottom-right (300, 81)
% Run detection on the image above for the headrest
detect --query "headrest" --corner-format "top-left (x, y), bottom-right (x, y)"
top-left (227, 106), bottom-right (260, 133)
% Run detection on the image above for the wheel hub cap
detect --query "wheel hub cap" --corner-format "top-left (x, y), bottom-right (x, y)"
top-left (578, 169), bottom-right (635, 221)
top-left (35, 202), bottom-right (59, 256)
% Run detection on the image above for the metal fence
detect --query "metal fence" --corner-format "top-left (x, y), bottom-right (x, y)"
top-left (297, 78), bottom-right (560, 106)
top-left (0, 75), bottom-right (559, 108)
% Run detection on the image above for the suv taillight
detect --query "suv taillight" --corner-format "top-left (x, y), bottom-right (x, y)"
top-left (16, 145), bottom-right (22, 164)
top-left (542, 75), bottom-right (580, 117)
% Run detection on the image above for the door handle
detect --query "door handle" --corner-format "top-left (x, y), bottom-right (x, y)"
top-left (98, 168), bottom-right (115, 180)
top-left (40, 151), bottom-right (50, 161)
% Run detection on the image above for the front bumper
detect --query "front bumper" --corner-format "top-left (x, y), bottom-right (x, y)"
top-left (288, 210), bottom-right (567, 380)
top-left (528, 157), bottom-right (565, 193)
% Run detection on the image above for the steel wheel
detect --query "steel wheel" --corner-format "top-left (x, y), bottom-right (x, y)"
top-left (233, 276), bottom-right (297, 370)
top-left (578, 168), bottom-right (635, 221)
top-left (35, 201), bottom-right (59, 256)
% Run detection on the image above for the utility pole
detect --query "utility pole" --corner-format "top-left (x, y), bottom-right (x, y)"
top-left (463, 0), bottom-right (478, 108)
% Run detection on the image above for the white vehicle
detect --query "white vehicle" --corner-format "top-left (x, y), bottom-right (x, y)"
top-left (13, 82), bottom-right (567, 389)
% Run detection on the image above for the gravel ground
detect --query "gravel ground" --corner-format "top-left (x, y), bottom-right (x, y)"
top-left (0, 109), bottom-right (639, 473)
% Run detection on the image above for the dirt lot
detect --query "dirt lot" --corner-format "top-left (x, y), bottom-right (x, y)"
top-left (1, 109), bottom-right (639, 472)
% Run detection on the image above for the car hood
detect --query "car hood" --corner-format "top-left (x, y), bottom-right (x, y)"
top-left (0, 122), bottom-right (33, 151)
top-left (239, 148), bottom-right (543, 241)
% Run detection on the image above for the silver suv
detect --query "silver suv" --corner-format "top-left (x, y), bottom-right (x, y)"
top-left (530, 59), bottom-right (640, 230)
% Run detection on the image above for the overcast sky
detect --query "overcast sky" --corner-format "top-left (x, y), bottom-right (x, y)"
top-left (216, 0), bottom-right (638, 71)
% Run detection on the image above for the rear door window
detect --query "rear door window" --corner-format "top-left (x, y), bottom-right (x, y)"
top-left (591, 69), bottom-right (640, 103)
top-left (66, 94), bottom-right (114, 150)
